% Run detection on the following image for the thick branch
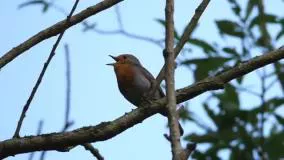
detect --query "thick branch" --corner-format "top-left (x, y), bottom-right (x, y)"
top-left (176, 47), bottom-right (284, 103)
top-left (0, 0), bottom-right (123, 69)
top-left (0, 102), bottom-right (164, 159)
top-left (164, 0), bottom-right (182, 159)
top-left (0, 47), bottom-right (283, 159)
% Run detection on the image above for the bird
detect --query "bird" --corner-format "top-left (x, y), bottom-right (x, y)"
top-left (107, 54), bottom-right (184, 136)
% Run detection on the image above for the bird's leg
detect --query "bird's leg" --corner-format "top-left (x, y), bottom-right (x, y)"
top-left (140, 96), bottom-right (152, 106)
top-left (147, 79), bottom-right (158, 97)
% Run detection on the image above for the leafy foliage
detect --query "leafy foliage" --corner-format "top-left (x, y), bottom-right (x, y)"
top-left (158, 1), bottom-right (284, 158)
top-left (177, 0), bottom-right (284, 159)
top-left (19, 0), bottom-right (284, 159)
top-left (181, 57), bottom-right (231, 81)
top-left (216, 20), bottom-right (245, 38)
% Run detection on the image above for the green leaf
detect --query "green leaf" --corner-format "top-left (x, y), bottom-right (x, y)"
top-left (230, 146), bottom-right (254, 160)
top-left (222, 47), bottom-right (239, 57)
top-left (276, 28), bottom-right (284, 40)
top-left (216, 84), bottom-right (240, 108)
top-left (185, 133), bottom-right (218, 143)
top-left (274, 113), bottom-right (284, 125)
top-left (156, 19), bottom-right (166, 26)
top-left (181, 57), bottom-right (231, 81)
top-left (203, 103), bottom-right (235, 131)
top-left (178, 106), bottom-right (193, 122)
top-left (264, 132), bottom-right (284, 159)
top-left (18, 0), bottom-right (49, 13)
top-left (245, 0), bottom-right (258, 20)
top-left (249, 14), bottom-right (278, 29)
top-left (216, 20), bottom-right (245, 38)
top-left (266, 98), bottom-right (284, 111)
top-left (274, 62), bottom-right (284, 89)
top-left (203, 103), bottom-right (218, 127)
top-left (227, 0), bottom-right (241, 16)
top-left (188, 38), bottom-right (216, 54)
top-left (238, 109), bottom-right (258, 125)
top-left (255, 35), bottom-right (270, 47)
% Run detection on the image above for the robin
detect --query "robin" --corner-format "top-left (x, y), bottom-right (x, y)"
top-left (107, 54), bottom-right (184, 136)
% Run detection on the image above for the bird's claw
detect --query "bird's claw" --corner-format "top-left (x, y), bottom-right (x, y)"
top-left (141, 93), bottom-right (154, 105)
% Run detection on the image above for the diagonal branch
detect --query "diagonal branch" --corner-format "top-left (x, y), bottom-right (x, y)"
top-left (0, 0), bottom-right (123, 70)
top-left (151, 0), bottom-right (210, 94)
top-left (1, 47), bottom-right (283, 159)
top-left (38, 44), bottom-right (75, 160)
top-left (12, 0), bottom-right (80, 138)
top-left (82, 143), bottom-right (104, 160)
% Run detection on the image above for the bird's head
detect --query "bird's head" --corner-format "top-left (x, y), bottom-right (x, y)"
top-left (107, 54), bottom-right (141, 66)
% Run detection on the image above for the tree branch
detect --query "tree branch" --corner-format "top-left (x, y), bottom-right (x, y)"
top-left (164, 0), bottom-right (182, 159)
top-left (0, 0), bottom-right (123, 70)
top-left (82, 143), bottom-right (104, 160)
top-left (12, 0), bottom-right (80, 139)
top-left (1, 47), bottom-right (283, 158)
top-left (38, 44), bottom-right (75, 160)
top-left (63, 44), bottom-right (74, 130)
top-left (28, 120), bottom-right (44, 160)
top-left (85, 5), bottom-right (164, 48)
top-left (151, 0), bottom-right (210, 93)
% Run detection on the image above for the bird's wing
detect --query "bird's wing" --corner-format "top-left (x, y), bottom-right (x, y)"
top-left (139, 66), bottom-right (184, 135)
top-left (139, 66), bottom-right (165, 97)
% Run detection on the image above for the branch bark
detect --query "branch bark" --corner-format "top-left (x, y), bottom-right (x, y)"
top-left (0, 0), bottom-right (123, 70)
top-left (82, 143), bottom-right (104, 160)
top-left (164, 0), bottom-right (182, 159)
top-left (151, 0), bottom-right (210, 93)
top-left (1, 47), bottom-right (283, 159)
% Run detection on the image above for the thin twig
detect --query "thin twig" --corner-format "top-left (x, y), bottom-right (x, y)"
top-left (164, 0), bottom-right (182, 159)
top-left (39, 151), bottom-right (46, 160)
top-left (53, 3), bottom-right (164, 47)
top-left (1, 47), bottom-right (284, 159)
top-left (64, 44), bottom-right (73, 129)
top-left (0, 0), bottom-right (123, 69)
top-left (114, 6), bottom-right (123, 29)
top-left (22, 2), bottom-right (164, 49)
top-left (82, 143), bottom-right (104, 160)
top-left (259, 68), bottom-right (267, 160)
top-left (39, 44), bottom-right (74, 160)
top-left (151, 0), bottom-right (210, 94)
top-left (12, 0), bottom-right (80, 139)
top-left (182, 143), bottom-right (196, 159)
top-left (265, 77), bottom-right (278, 92)
top-left (236, 86), bottom-right (261, 97)
top-left (85, 5), bottom-right (164, 48)
top-left (92, 28), bottom-right (164, 47)
top-left (28, 120), bottom-right (44, 160)
top-left (64, 44), bottom-right (103, 159)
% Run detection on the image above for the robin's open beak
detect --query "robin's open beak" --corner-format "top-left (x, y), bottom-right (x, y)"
top-left (106, 55), bottom-right (118, 66)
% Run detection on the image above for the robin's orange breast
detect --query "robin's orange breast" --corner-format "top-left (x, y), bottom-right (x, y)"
top-left (114, 63), bottom-right (136, 87)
